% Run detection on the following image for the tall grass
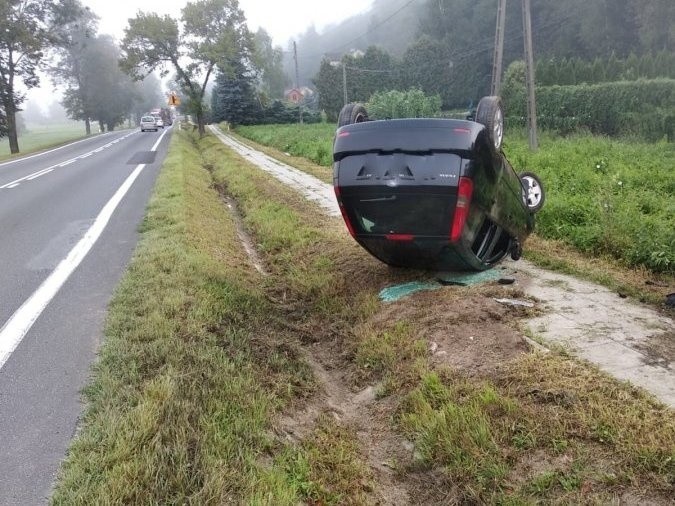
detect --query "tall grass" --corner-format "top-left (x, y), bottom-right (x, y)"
top-left (235, 124), bottom-right (675, 274)
top-left (236, 123), bottom-right (335, 167)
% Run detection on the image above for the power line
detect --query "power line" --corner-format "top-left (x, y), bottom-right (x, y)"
top-left (341, 9), bottom-right (583, 77)
top-left (345, 66), bottom-right (394, 74)
top-left (300, 0), bottom-right (419, 60)
top-left (301, 0), bottom-right (591, 85)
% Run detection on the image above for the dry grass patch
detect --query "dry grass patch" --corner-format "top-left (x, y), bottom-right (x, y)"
top-left (279, 415), bottom-right (376, 505)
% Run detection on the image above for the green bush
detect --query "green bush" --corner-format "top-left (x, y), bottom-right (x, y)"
top-left (366, 88), bottom-right (442, 119)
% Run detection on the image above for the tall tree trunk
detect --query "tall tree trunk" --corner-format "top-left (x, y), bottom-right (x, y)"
top-left (5, 102), bottom-right (19, 154)
top-left (197, 110), bottom-right (205, 135)
top-left (85, 118), bottom-right (91, 135)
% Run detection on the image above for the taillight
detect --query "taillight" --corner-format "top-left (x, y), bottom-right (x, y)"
top-left (386, 234), bottom-right (414, 242)
top-left (450, 177), bottom-right (473, 242)
top-left (334, 186), bottom-right (356, 238)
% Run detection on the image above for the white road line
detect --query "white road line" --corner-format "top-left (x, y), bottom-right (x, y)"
top-left (26, 169), bottom-right (53, 180)
top-left (1, 160), bottom-right (75, 188)
top-left (0, 128), bottom-right (169, 370)
top-left (0, 130), bottom-right (139, 189)
top-left (0, 131), bottom-right (128, 168)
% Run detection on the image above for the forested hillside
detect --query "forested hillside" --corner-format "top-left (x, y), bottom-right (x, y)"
top-left (290, 0), bottom-right (673, 110)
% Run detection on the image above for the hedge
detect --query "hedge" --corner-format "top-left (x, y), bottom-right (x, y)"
top-left (504, 79), bottom-right (675, 141)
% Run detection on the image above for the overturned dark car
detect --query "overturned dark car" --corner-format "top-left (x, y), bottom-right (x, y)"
top-left (332, 96), bottom-right (545, 272)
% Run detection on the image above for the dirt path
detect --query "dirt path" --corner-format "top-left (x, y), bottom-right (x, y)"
top-left (208, 125), bottom-right (674, 407)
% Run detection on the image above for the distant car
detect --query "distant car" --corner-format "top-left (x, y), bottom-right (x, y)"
top-left (155, 117), bottom-right (164, 128)
top-left (333, 96), bottom-right (545, 272)
top-left (140, 116), bottom-right (158, 132)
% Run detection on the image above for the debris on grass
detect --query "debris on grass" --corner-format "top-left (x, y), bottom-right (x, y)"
top-left (494, 298), bottom-right (536, 308)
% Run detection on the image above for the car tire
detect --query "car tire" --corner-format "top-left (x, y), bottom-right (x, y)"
top-left (338, 103), bottom-right (369, 127)
top-left (520, 171), bottom-right (545, 212)
top-left (475, 96), bottom-right (504, 150)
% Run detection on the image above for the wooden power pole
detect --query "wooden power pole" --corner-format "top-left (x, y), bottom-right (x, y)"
top-left (293, 41), bottom-right (303, 124)
top-left (522, 0), bottom-right (538, 150)
top-left (342, 63), bottom-right (348, 106)
top-left (491, 0), bottom-right (507, 95)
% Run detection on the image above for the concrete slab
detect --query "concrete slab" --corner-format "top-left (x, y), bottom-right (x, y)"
top-left (510, 260), bottom-right (674, 406)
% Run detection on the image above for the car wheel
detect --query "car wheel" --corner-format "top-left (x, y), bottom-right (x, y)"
top-left (338, 103), bottom-right (369, 127)
top-left (520, 171), bottom-right (545, 212)
top-left (475, 96), bottom-right (504, 150)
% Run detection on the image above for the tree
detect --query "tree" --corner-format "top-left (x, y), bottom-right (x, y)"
top-left (0, 0), bottom-right (83, 152)
top-left (253, 28), bottom-right (288, 99)
top-left (120, 0), bottom-right (253, 135)
top-left (130, 74), bottom-right (164, 123)
top-left (50, 5), bottom-right (99, 134)
top-left (400, 36), bottom-right (450, 99)
top-left (313, 59), bottom-right (344, 122)
top-left (84, 36), bottom-right (136, 131)
top-left (211, 60), bottom-right (260, 126)
top-left (348, 46), bottom-right (397, 100)
top-left (58, 34), bottom-right (143, 132)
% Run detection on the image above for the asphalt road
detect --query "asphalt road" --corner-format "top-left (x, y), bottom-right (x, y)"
top-left (0, 127), bottom-right (172, 504)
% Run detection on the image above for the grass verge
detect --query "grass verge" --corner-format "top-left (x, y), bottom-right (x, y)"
top-left (52, 130), bottom-right (315, 504)
top-left (54, 129), bottom-right (674, 504)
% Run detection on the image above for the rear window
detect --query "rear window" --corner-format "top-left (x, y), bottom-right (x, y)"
top-left (141, 116), bottom-right (155, 122)
top-left (343, 192), bottom-right (455, 237)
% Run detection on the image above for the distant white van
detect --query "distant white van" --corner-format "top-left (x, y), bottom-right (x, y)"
top-left (140, 116), bottom-right (158, 132)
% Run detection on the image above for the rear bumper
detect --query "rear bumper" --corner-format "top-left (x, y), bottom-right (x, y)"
top-left (355, 235), bottom-right (491, 271)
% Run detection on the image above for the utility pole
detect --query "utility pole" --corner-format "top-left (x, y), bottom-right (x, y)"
top-left (293, 40), bottom-right (303, 124)
top-left (522, 0), bottom-right (538, 150)
top-left (342, 62), bottom-right (348, 105)
top-left (490, 0), bottom-right (507, 95)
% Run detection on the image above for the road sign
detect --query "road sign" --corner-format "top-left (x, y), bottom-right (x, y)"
top-left (168, 94), bottom-right (181, 106)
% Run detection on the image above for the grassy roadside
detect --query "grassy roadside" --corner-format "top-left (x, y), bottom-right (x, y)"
top-left (53, 129), bottom-right (674, 504)
top-left (52, 130), bottom-right (314, 503)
